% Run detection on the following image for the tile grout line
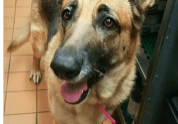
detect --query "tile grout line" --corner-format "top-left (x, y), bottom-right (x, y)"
top-left (4, 111), bottom-right (50, 116)
top-left (6, 89), bottom-right (47, 93)
top-left (4, 2), bottom-right (40, 123)
top-left (8, 70), bottom-right (46, 73)
top-left (8, 70), bottom-right (45, 73)
top-left (4, 112), bottom-right (37, 116)
top-left (5, 1), bottom-right (42, 123)
top-left (11, 54), bottom-right (33, 56)
top-left (5, 90), bottom-right (43, 93)
top-left (4, 0), bottom-right (18, 115)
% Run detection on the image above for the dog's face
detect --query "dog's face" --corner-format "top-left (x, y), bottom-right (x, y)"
top-left (46, 0), bottom-right (154, 105)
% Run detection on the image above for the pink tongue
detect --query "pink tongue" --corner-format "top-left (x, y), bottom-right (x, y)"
top-left (61, 80), bottom-right (87, 103)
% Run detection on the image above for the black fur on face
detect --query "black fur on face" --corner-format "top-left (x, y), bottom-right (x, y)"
top-left (41, 0), bottom-right (62, 42)
top-left (94, 4), bottom-right (120, 34)
top-left (61, 1), bottom-right (78, 27)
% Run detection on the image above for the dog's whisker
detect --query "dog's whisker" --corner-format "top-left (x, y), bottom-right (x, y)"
top-left (94, 69), bottom-right (113, 83)
top-left (94, 69), bottom-right (106, 77)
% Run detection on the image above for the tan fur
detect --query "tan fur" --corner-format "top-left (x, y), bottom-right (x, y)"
top-left (7, 0), bottom-right (48, 83)
top-left (7, 19), bottom-right (31, 52)
top-left (62, 0), bottom-right (74, 8)
top-left (45, 0), bottom-right (154, 124)
top-left (29, 0), bottom-right (48, 83)
top-left (7, 0), bottom-right (155, 123)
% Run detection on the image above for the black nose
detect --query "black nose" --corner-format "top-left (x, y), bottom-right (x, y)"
top-left (50, 48), bottom-right (83, 80)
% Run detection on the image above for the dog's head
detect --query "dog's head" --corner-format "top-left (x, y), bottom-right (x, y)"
top-left (46, 0), bottom-right (154, 105)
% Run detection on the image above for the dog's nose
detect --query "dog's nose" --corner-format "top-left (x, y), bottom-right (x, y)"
top-left (50, 48), bottom-right (83, 80)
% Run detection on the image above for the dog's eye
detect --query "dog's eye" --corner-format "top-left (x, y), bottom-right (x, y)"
top-left (103, 18), bottom-right (115, 28)
top-left (63, 10), bottom-right (72, 20)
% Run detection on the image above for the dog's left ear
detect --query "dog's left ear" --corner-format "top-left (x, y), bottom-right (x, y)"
top-left (130, 0), bottom-right (155, 29)
top-left (140, 0), bottom-right (155, 13)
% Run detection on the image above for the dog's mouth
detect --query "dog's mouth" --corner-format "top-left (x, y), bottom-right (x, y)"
top-left (61, 80), bottom-right (90, 104)
top-left (51, 44), bottom-right (112, 104)
top-left (60, 74), bottom-right (101, 104)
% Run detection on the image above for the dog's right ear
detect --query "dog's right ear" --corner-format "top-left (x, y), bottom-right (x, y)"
top-left (129, 0), bottom-right (155, 29)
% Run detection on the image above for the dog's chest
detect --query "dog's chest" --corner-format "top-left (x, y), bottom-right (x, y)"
top-left (69, 105), bottom-right (105, 124)
top-left (50, 94), bottom-right (105, 124)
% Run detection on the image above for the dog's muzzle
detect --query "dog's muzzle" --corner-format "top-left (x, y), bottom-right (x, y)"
top-left (50, 45), bottom-right (111, 104)
top-left (50, 47), bottom-right (91, 81)
top-left (50, 47), bottom-right (93, 104)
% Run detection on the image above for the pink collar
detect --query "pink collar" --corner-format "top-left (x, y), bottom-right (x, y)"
top-left (96, 104), bottom-right (116, 124)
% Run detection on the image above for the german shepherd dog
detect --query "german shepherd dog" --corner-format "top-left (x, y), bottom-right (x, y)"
top-left (7, 0), bottom-right (154, 123)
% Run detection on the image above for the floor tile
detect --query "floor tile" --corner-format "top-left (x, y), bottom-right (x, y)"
top-left (4, 29), bottom-right (13, 41)
top-left (4, 113), bottom-right (36, 124)
top-left (16, 7), bottom-right (31, 17)
top-left (11, 41), bottom-right (33, 56)
top-left (10, 56), bottom-right (33, 72)
top-left (7, 72), bottom-right (36, 91)
top-left (16, 0), bottom-right (32, 7)
top-left (4, 93), bottom-right (6, 103)
top-left (4, 56), bottom-right (10, 72)
top-left (4, 73), bottom-right (8, 92)
top-left (2, 93), bottom-right (6, 116)
top-left (14, 17), bottom-right (29, 28)
top-left (38, 112), bottom-right (54, 124)
top-left (4, 93), bottom-right (6, 105)
top-left (4, 18), bottom-right (14, 28)
top-left (37, 72), bottom-right (47, 90)
top-left (4, 7), bottom-right (15, 17)
top-left (4, 42), bottom-right (10, 56)
top-left (5, 91), bottom-right (36, 115)
top-left (4, 0), bottom-right (16, 7)
top-left (37, 90), bottom-right (50, 112)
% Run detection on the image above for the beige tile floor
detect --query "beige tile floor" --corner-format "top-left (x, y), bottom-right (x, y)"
top-left (4, 0), bottom-right (53, 123)
top-left (4, 0), bottom-right (112, 123)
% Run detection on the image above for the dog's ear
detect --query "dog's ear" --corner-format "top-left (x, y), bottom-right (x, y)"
top-left (140, 0), bottom-right (155, 12)
top-left (129, 0), bottom-right (155, 29)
